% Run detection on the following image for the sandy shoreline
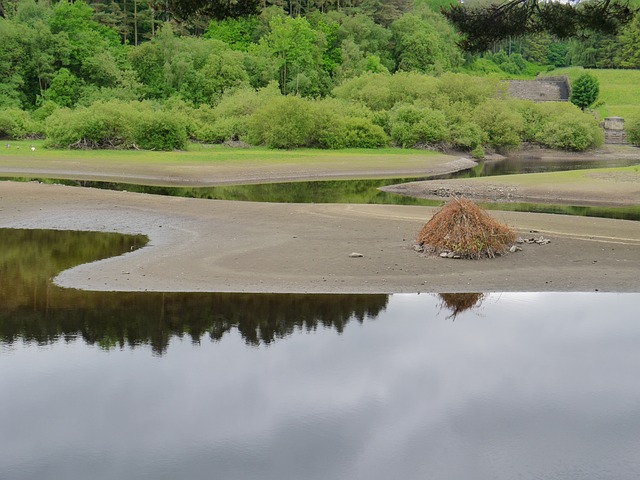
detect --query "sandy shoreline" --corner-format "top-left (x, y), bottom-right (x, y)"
top-left (2, 181), bottom-right (639, 293)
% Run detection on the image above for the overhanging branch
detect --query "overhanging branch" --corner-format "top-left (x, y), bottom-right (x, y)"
top-left (442, 0), bottom-right (637, 52)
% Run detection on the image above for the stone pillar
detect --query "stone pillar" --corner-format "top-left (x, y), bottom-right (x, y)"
top-left (603, 117), bottom-right (626, 144)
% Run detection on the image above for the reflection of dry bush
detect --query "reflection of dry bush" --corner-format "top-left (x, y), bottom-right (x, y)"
top-left (438, 293), bottom-right (485, 320)
top-left (417, 198), bottom-right (515, 259)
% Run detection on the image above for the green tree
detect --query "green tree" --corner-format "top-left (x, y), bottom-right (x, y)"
top-left (253, 15), bottom-right (326, 95)
top-left (615, 14), bottom-right (640, 67)
top-left (389, 7), bottom-right (462, 73)
top-left (570, 72), bottom-right (599, 111)
top-left (49, 0), bottom-right (120, 75)
top-left (204, 16), bottom-right (258, 50)
top-left (46, 67), bottom-right (79, 107)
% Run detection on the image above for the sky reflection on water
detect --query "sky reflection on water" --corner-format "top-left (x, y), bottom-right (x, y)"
top-left (2, 292), bottom-right (640, 480)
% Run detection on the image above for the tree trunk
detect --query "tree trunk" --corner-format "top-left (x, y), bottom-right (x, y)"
top-left (134, 0), bottom-right (138, 46)
top-left (123, 0), bottom-right (127, 44)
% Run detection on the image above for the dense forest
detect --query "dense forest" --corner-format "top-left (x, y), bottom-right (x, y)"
top-left (1, 0), bottom-right (638, 152)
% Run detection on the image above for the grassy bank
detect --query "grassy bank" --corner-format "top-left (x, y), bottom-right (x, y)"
top-left (0, 140), bottom-right (452, 186)
top-left (545, 68), bottom-right (640, 119)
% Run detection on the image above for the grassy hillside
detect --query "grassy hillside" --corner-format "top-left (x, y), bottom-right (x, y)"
top-left (545, 68), bottom-right (640, 119)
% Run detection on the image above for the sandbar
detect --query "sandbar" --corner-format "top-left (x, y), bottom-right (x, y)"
top-left (1, 181), bottom-right (639, 293)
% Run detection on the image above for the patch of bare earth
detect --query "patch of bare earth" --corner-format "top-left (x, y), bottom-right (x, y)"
top-left (2, 181), bottom-right (640, 293)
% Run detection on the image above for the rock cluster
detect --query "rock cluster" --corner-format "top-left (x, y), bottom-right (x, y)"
top-left (517, 235), bottom-right (551, 245)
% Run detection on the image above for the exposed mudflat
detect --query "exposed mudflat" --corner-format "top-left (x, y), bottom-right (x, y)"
top-left (2, 181), bottom-right (639, 293)
top-left (382, 146), bottom-right (640, 207)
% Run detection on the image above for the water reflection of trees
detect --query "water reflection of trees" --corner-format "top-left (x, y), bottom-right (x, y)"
top-left (0, 229), bottom-right (388, 354)
top-left (437, 293), bottom-right (485, 320)
top-left (77, 179), bottom-right (436, 206)
top-left (1, 292), bottom-right (388, 354)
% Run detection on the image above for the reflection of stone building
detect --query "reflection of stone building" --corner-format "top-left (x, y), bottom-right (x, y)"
top-left (602, 116), bottom-right (626, 144)
top-left (507, 76), bottom-right (570, 102)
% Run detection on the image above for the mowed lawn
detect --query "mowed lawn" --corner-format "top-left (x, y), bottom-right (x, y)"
top-left (547, 67), bottom-right (640, 119)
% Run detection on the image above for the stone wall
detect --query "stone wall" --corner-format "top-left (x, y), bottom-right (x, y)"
top-left (602, 117), bottom-right (627, 144)
top-left (507, 76), bottom-right (570, 102)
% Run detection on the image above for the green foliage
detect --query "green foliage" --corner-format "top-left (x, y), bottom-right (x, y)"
top-left (435, 73), bottom-right (498, 107)
top-left (615, 14), bottom-right (640, 67)
top-left (390, 8), bottom-right (463, 73)
top-left (566, 34), bottom-right (619, 69)
top-left (133, 110), bottom-right (187, 150)
top-left (449, 121), bottom-right (486, 149)
top-left (204, 16), bottom-right (258, 51)
top-left (335, 12), bottom-right (393, 73)
top-left (45, 101), bottom-right (134, 148)
top-left (253, 15), bottom-right (327, 96)
top-left (625, 114), bottom-right (640, 145)
top-left (0, 0), bottom-right (627, 155)
top-left (310, 98), bottom-right (388, 148)
top-left (31, 100), bottom-right (59, 123)
top-left (538, 114), bottom-right (603, 150)
top-left (204, 82), bottom-right (280, 142)
top-left (473, 101), bottom-right (522, 150)
top-left (247, 95), bottom-right (314, 148)
top-left (332, 72), bottom-right (393, 110)
top-left (46, 68), bottom-right (80, 107)
top-left (515, 100), bottom-right (603, 151)
top-left (313, 116), bottom-right (388, 149)
top-left (340, 118), bottom-right (388, 148)
top-left (471, 145), bottom-right (485, 159)
top-left (44, 100), bottom-right (186, 150)
top-left (49, 0), bottom-right (120, 74)
top-left (169, 0), bottom-right (259, 21)
top-left (570, 72), bottom-right (600, 110)
top-left (129, 26), bottom-right (250, 104)
top-left (0, 108), bottom-right (38, 139)
top-left (443, 0), bottom-right (637, 53)
top-left (547, 42), bottom-right (569, 67)
top-left (390, 104), bottom-right (448, 147)
top-left (500, 52), bottom-right (527, 74)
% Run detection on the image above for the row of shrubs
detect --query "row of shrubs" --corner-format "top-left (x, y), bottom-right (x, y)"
top-left (0, 101), bottom-right (188, 150)
top-left (0, 72), bottom-right (607, 153)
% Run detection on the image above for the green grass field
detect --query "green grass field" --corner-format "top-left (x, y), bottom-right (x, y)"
top-left (1, 140), bottom-right (440, 165)
top-left (545, 67), bottom-right (640, 119)
top-left (0, 140), bottom-right (450, 186)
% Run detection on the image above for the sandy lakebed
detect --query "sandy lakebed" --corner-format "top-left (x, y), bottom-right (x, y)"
top-left (2, 180), bottom-right (639, 293)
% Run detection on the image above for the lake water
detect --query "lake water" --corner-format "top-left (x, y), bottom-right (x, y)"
top-left (0, 291), bottom-right (640, 480)
top-left (1, 229), bottom-right (640, 479)
top-left (2, 292), bottom-right (640, 480)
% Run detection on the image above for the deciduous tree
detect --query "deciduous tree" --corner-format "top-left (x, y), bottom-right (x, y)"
top-left (569, 72), bottom-right (599, 110)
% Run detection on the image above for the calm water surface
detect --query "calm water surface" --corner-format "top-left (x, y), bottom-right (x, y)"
top-left (1, 229), bottom-right (640, 480)
top-left (2, 293), bottom-right (640, 480)
top-left (5, 152), bottom-right (640, 220)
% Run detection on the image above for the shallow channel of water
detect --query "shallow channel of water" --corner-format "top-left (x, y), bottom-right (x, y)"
top-left (2, 228), bottom-right (640, 479)
top-left (4, 154), bottom-right (640, 220)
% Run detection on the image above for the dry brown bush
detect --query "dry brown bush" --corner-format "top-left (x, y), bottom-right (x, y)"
top-left (417, 198), bottom-right (515, 259)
